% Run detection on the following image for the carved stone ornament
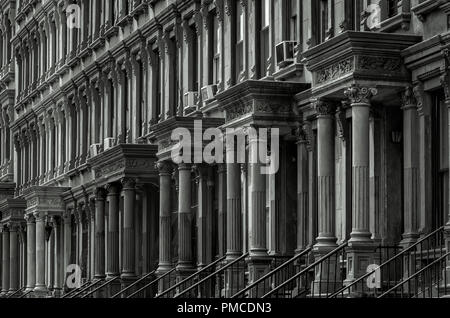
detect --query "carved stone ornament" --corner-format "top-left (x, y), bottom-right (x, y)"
top-left (344, 84), bottom-right (378, 104)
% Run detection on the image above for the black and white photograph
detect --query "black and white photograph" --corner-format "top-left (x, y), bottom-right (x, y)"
top-left (0, 0), bottom-right (448, 313)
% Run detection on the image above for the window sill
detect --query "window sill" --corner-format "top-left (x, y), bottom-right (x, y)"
top-left (378, 12), bottom-right (412, 32)
top-left (273, 63), bottom-right (304, 82)
top-left (412, 0), bottom-right (446, 22)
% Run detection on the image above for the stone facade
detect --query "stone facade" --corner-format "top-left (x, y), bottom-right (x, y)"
top-left (0, 0), bottom-right (448, 298)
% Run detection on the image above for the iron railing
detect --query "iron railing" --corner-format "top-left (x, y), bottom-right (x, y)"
top-left (6, 287), bottom-right (26, 298)
top-left (127, 268), bottom-right (177, 298)
top-left (61, 281), bottom-right (91, 298)
top-left (111, 271), bottom-right (156, 298)
top-left (175, 253), bottom-right (249, 298)
top-left (262, 242), bottom-right (348, 298)
top-left (156, 256), bottom-right (226, 298)
top-left (329, 226), bottom-right (445, 298)
top-left (18, 289), bottom-right (33, 298)
top-left (232, 247), bottom-right (313, 298)
top-left (69, 279), bottom-right (103, 298)
top-left (81, 276), bottom-right (120, 298)
top-left (379, 251), bottom-right (450, 298)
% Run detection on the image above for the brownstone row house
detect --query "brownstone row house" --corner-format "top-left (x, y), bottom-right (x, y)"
top-left (0, 0), bottom-right (448, 298)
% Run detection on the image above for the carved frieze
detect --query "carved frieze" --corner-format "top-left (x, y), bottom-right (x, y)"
top-left (316, 58), bottom-right (354, 85)
top-left (226, 102), bottom-right (253, 122)
top-left (357, 55), bottom-right (402, 72)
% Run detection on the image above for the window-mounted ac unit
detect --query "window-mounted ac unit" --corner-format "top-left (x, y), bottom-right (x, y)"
top-left (89, 143), bottom-right (102, 157)
top-left (276, 41), bottom-right (297, 68)
top-left (104, 137), bottom-right (116, 151)
top-left (184, 91), bottom-right (198, 108)
top-left (201, 84), bottom-right (218, 102)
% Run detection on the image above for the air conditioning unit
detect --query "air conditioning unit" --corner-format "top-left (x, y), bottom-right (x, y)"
top-left (276, 41), bottom-right (297, 68)
top-left (184, 91), bottom-right (198, 108)
top-left (89, 143), bottom-right (102, 157)
top-left (201, 84), bottom-right (218, 102)
top-left (103, 137), bottom-right (116, 150)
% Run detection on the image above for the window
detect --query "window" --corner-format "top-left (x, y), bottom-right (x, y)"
top-left (210, 12), bottom-right (220, 85)
top-left (320, 0), bottom-right (328, 42)
top-left (288, 0), bottom-right (298, 41)
top-left (387, 0), bottom-right (399, 18)
top-left (260, 0), bottom-right (270, 78)
top-left (191, 24), bottom-right (198, 91)
top-left (235, 1), bottom-right (244, 80)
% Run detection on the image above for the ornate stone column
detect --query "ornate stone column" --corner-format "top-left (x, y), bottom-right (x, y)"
top-left (247, 128), bottom-right (270, 296)
top-left (121, 177), bottom-right (136, 280)
top-left (1, 225), bottom-right (9, 295)
top-left (156, 162), bottom-right (173, 273)
top-left (106, 183), bottom-right (120, 278)
top-left (226, 158), bottom-right (242, 259)
top-left (62, 210), bottom-right (71, 293)
top-left (94, 188), bottom-right (106, 279)
top-left (52, 216), bottom-right (63, 296)
top-left (344, 84), bottom-right (377, 292)
top-left (177, 163), bottom-right (194, 277)
top-left (400, 86), bottom-right (420, 247)
top-left (34, 211), bottom-right (47, 294)
top-left (25, 215), bottom-right (36, 291)
top-left (296, 128), bottom-right (309, 253)
top-left (9, 223), bottom-right (18, 293)
top-left (314, 99), bottom-right (337, 249)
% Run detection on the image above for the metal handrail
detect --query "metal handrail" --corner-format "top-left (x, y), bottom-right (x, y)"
top-left (81, 276), bottom-right (120, 298)
top-left (61, 281), bottom-right (91, 298)
top-left (262, 242), bottom-right (349, 298)
top-left (127, 267), bottom-right (176, 298)
top-left (174, 253), bottom-right (249, 298)
top-left (329, 226), bottom-right (445, 298)
top-left (111, 271), bottom-right (156, 298)
top-left (378, 251), bottom-right (450, 298)
top-left (18, 289), bottom-right (33, 298)
top-left (156, 256), bottom-right (226, 298)
top-left (232, 247), bottom-right (312, 298)
top-left (69, 279), bottom-right (103, 298)
top-left (6, 287), bottom-right (26, 298)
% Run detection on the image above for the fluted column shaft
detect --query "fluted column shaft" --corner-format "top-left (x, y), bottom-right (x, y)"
top-left (9, 225), bottom-right (18, 292)
top-left (296, 134), bottom-right (308, 253)
top-left (94, 188), bottom-right (106, 279)
top-left (157, 162), bottom-right (172, 272)
top-left (26, 215), bottom-right (36, 291)
top-left (34, 213), bottom-right (47, 292)
top-left (249, 133), bottom-right (267, 257)
top-left (226, 161), bottom-right (242, 259)
top-left (401, 87), bottom-right (420, 245)
top-left (344, 85), bottom-right (377, 243)
top-left (106, 184), bottom-right (120, 277)
top-left (2, 226), bottom-right (9, 293)
top-left (177, 163), bottom-right (193, 270)
top-left (315, 101), bottom-right (337, 248)
top-left (121, 178), bottom-right (136, 278)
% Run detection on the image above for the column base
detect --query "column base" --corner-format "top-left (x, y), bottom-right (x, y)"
top-left (155, 268), bottom-right (175, 297)
top-left (246, 255), bottom-right (271, 298)
top-left (174, 266), bottom-right (196, 297)
top-left (120, 276), bottom-right (137, 298)
top-left (343, 241), bottom-right (375, 297)
top-left (105, 275), bottom-right (121, 298)
top-left (33, 285), bottom-right (49, 298)
top-left (311, 243), bottom-right (341, 297)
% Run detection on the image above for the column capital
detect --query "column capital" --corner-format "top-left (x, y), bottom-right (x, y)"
top-left (313, 99), bottom-right (335, 118)
top-left (105, 182), bottom-right (120, 195)
top-left (401, 85), bottom-right (418, 110)
top-left (24, 213), bottom-right (35, 224)
top-left (155, 161), bottom-right (173, 175)
top-left (33, 211), bottom-right (46, 222)
top-left (121, 177), bottom-right (136, 190)
top-left (344, 84), bottom-right (377, 105)
top-left (95, 187), bottom-right (107, 200)
top-left (178, 163), bottom-right (192, 171)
